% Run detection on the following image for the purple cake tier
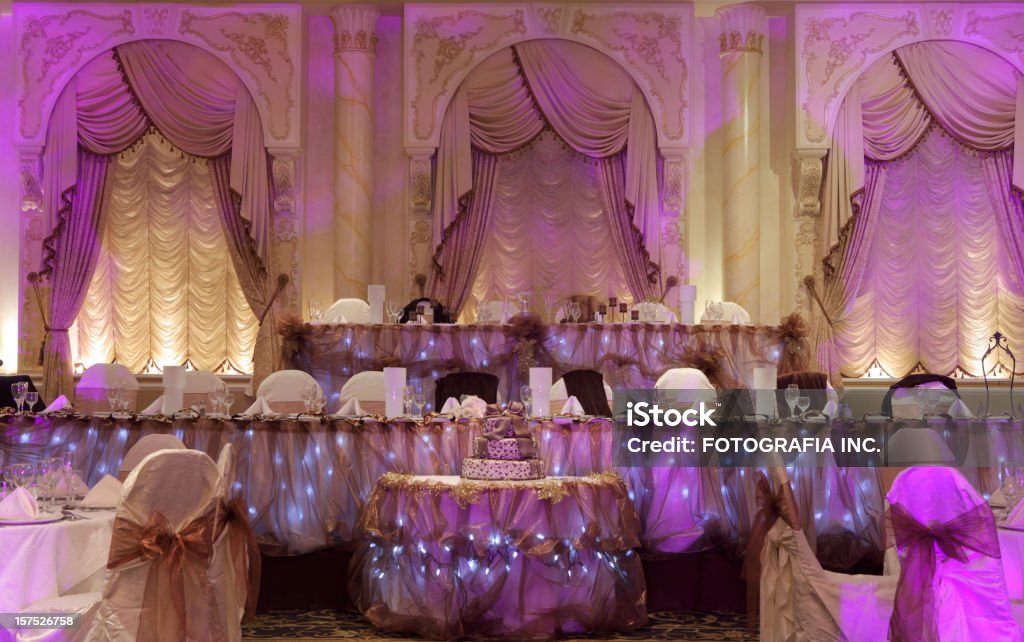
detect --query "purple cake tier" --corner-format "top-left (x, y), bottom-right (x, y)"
top-left (460, 457), bottom-right (546, 481)
top-left (472, 437), bottom-right (535, 461)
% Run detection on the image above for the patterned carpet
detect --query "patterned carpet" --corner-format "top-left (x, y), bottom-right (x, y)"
top-left (242, 610), bottom-right (756, 641)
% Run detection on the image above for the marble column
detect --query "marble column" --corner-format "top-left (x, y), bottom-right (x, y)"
top-left (331, 5), bottom-right (380, 299)
top-left (717, 4), bottom-right (766, 321)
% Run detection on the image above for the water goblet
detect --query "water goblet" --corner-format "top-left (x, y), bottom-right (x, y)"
top-left (35, 459), bottom-right (54, 511)
top-left (785, 384), bottom-right (800, 418)
top-left (24, 391), bottom-right (38, 413)
top-left (413, 388), bottom-right (427, 418)
top-left (570, 301), bottom-right (582, 323)
top-left (796, 395), bottom-right (811, 417)
top-left (520, 385), bottom-right (533, 417)
top-left (12, 463), bottom-right (33, 491)
top-left (224, 393), bottom-right (236, 416)
top-left (11, 382), bottom-right (27, 414)
top-left (403, 385), bottom-right (416, 416)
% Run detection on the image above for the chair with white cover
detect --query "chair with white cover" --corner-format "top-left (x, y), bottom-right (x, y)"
top-left (256, 370), bottom-right (322, 414)
top-left (18, 450), bottom-right (245, 642)
top-left (476, 300), bottom-right (509, 323)
top-left (324, 298), bottom-right (371, 324)
top-left (885, 467), bottom-right (1019, 641)
top-left (143, 370), bottom-right (226, 414)
top-left (549, 371), bottom-right (614, 416)
top-left (118, 433), bottom-right (187, 482)
top-left (631, 301), bottom-right (678, 323)
top-left (654, 367), bottom-right (718, 405)
top-left (759, 466), bottom-right (897, 642)
top-left (340, 371), bottom-right (386, 415)
top-left (700, 301), bottom-right (750, 325)
top-left (211, 443), bottom-right (260, 629)
top-left (75, 364), bottom-right (139, 414)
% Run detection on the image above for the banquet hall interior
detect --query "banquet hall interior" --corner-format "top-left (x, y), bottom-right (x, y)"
top-left (3, 0), bottom-right (1024, 640)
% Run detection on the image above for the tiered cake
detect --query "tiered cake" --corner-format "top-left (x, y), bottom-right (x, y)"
top-left (461, 404), bottom-right (545, 480)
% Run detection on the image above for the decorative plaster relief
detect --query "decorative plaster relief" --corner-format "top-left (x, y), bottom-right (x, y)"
top-left (404, 3), bottom-right (692, 151)
top-left (15, 3), bottom-right (302, 148)
top-left (795, 151), bottom-right (824, 218)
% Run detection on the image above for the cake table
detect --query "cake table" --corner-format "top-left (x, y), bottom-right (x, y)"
top-left (348, 472), bottom-right (647, 640)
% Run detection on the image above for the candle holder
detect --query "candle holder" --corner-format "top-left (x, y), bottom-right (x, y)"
top-left (608, 298), bottom-right (618, 323)
top-left (982, 330), bottom-right (1017, 417)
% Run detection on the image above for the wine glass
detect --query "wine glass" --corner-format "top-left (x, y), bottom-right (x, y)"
top-left (23, 391), bottom-right (38, 413)
top-left (12, 463), bottom-right (33, 494)
top-left (403, 385), bottom-right (416, 416)
top-left (307, 300), bottom-right (323, 323)
top-left (386, 300), bottom-right (402, 324)
top-left (478, 304), bottom-right (491, 324)
top-left (517, 292), bottom-right (531, 316)
top-left (785, 384), bottom-right (800, 418)
top-left (413, 388), bottom-right (427, 418)
top-left (520, 385), bottom-right (533, 417)
top-left (36, 458), bottom-right (57, 511)
top-left (11, 382), bottom-right (27, 414)
top-left (796, 395), bottom-right (811, 418)
top-left (569, 301), bottom-right (582, 323)
top-left (1002, 462), bottom-right (1024, 512)
top-left (224, 392), bottom-right (235, 416)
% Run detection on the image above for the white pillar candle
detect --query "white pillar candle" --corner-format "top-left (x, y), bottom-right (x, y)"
top-left (162, 365), bottom-right (186, 414)
top-left (679, 284), bottom-right (697, 324)
top-left (529, 368), bottom-right (552, 417)
top-left (752, 365), bottom-right (777, 418)
top-left (367, 285), bottom-right (385, 324)
top-left (384, 367), bottom-right (407, 417)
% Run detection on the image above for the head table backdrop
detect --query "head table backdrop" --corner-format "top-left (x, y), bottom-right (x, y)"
top-left (3, 412), bottom-right (1017, 570)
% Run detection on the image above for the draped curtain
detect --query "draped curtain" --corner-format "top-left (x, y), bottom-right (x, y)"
top-left (815, 41), bottom-right (1024, 379)
top-left (429, 40), bottom-right (662, 313)
top-left (40, 41), bottom-right (278, 401)
top-left (468, 132), bottom-right (631, 311)
top-left (76, 133), bottom-right (257, 374)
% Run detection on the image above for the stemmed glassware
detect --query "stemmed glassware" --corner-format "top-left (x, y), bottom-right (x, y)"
top-left (517, 293), bottom-right (531, 316)
top-left (386, 300), bottom-right (402, 324)
top-left (300, 383), bottom-right (324, 414)
top-left (403, 385), bottom-right (416, 416)
top-left (35, 458), bottom-right (58, 512)
top-left (520, 385), bottom-right (533, 417)
top-left (11, 382), bottom-right (27, 414)
top-left (796, 395), bottom-right (811, 418)
top-left (1002, 462), bottom-right (1024, 513)
top-left (413, 387), bottom-right (427, 417)
top-left (24, 391), bottom-right (38, 413)
top-left (785, 384), bottom-right (800, 418)
top-left (569, 301), bottom-right (582, 323)
top-left (12, 463), bottom-right (34, 499)
top-left (208, 383), bottom-right (227, 417)
top-left (307, 300), bottom-right (323, 323)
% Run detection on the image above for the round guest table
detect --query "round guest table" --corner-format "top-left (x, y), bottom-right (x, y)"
top-left (349, 472), bottom-right (647, 640)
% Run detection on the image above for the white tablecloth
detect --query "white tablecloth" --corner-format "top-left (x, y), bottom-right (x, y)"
top-left (1000, 526), bottom-right (1024, 629)
top-left (0, 511), bottom-right (114, 639)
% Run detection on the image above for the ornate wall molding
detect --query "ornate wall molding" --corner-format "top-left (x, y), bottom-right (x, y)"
top-left (15, 3), bottom-right (302, 149)
top-left (795, 2), bottom-right (1024, 150)
top-left (717, 4), bottom-right (766, 55)
top-left (407, 149), bottom-right (434, 217)
top-left (794, 150), bottom-right (825, 218)
top-left (403, 2), bottom-right (692, 152)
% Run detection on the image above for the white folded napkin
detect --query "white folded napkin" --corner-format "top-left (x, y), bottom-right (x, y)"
top-left (80, 474), bottom-right (123, 509)
top-left (337, 398), bottom-right (364, 416)
top-left (991, 488), bottom-right (1007, 508)
top-left (0, 487), bottom-right (40, 520)
top-left (1008, 499), bottom-right (1024, 526)
top-left (54, 471), bottom-right (89, 498)
top-left (243, 397), bottom-right (275, 416)
top-left (41, 395), bottom-right (71, 414)
top-left (823, 400), bottom-right (838, 417)
top-left (140, 396), bottom-right (164, 415)
top-left (949, 398), bottom-right (974, 418)
top-left (560, 396), bottom-right (584, 416)
top-left (440, 397), bottom-right (462, 414)
top-left (460, 395), bottom-right (487, 419)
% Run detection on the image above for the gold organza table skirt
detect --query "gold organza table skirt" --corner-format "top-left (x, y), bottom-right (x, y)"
top-left (350, 473), bottom-right (647, 639)
top-left (281, 321), bottom-right (788, 411)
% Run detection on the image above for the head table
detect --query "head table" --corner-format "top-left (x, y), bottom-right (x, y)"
top-left (280, 321), bottom-right (791, 412)
top-left (2, 413), bottom-right (1018, 568)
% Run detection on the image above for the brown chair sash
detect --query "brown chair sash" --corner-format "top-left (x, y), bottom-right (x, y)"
top-left (107, 508), bottom-right (217, 642)
top-left (215, 494), bottom-right (262, 619)
top-left (742, 471), bottom-right (802, 626)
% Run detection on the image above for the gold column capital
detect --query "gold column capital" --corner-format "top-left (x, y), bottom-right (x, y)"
top-left (331, 5), bottom-right (381, 55)
top-left (716, 4), bottom-right (767, 55)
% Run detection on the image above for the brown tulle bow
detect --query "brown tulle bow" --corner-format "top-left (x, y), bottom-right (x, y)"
top-left (483, 402), bottom-right (528, 439)
top-left (888, 501), bottom-right (999, 642)
top-left (741, 471), bottom-right (802, 625)
top-left (777, 312), bottom-right (810, 374)
top-left (216, 495), bottom-right (263, 620)
top-left (107, 509), bottom-right (217, 642)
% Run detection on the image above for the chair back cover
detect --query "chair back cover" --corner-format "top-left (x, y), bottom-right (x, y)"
top-left (184, 370), bottom-right (223, 394)
top-left (340, 371), bottom-right (386, 414)
top-left (434, 372), bottom-right (499, 410)
top-left (256, 370), bottom-right (322, 413)
top-left (776, 371), bottom-right (830, 415)
top-left (887, 467), bottom-right (1019, 641)
top-left (0, 374), bottom-right (46, 412)
top-left (550, 375), bottom-right (613, 409)
top-left (76, 364), bottom-right (140, 413)
top-left (324, 298), bottom-right (371, 324)
top-left (554, 369), bottom-right (613, 416)
top-left (654, 368), bottom-right (717, 406)
top-left (882, 374), bottom-right (959, 417)
top-left (119, 434), bottom-right (187, 480)
top-left (98, 450), bottom-right (235, 641)
top-left (400, 298), bottom-right (450, 323)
